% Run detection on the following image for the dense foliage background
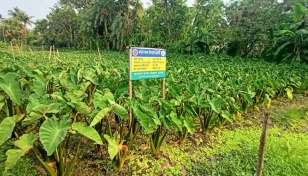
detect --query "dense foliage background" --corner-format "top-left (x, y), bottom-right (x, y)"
top-left (0, 0), bottom-right (308, 62)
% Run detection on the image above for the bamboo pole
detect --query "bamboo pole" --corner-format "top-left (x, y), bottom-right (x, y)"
top-left (257, 112), bottom-right (270, 176)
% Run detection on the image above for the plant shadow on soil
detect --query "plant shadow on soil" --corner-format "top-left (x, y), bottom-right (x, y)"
top-left (1, 95), bottom-right (308, 176)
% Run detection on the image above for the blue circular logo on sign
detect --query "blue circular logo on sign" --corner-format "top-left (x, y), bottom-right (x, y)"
top-left (161, 50), bottom-right (166, 57)
top-left (133, 49), bottom-right (138, 56)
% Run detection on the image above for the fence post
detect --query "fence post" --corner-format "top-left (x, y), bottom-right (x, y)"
top-left (257, 112), bottom-right (270, 176)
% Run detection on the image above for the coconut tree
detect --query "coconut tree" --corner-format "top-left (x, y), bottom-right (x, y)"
top-left (8, 7), bottom-right (34, 38)
top-left (8, 7), bottom-right (22, 18)
top-left (18, 12), bottom-right (34, 38)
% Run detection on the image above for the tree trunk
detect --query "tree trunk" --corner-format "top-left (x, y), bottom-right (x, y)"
top-left (104, 20), bottom-right (109, 50)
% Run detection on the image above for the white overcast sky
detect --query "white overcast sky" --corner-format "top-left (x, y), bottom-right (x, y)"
top-left (0, 0), bottom-right (230, 21)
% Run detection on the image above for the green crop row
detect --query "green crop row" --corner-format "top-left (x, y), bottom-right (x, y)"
top-left (0, 50), bottom-right (307, 174)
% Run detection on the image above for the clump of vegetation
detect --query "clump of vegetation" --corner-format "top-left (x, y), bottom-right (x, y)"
top-left (0, 141), bottom-right (39, 176)
top-left (0, 50), bottom-right (307, 175)
top-left (0, 0), bottom-right (307, 62)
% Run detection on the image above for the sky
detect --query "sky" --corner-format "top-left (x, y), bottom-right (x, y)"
top-left (0, 0), bottom-right (227, 21)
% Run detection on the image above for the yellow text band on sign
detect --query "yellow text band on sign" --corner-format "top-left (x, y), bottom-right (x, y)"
top-left (130, 47), bottom-right (167, 80)
top-left (131, 57), bottom-right (166, 72)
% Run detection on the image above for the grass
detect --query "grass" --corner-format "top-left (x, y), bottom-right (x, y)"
top-left (126, 125), bottom-right (308, 176)
top-left (126, 95), bottom-right (308, 176)
top-left (0, 141), bottom-right (39, 176)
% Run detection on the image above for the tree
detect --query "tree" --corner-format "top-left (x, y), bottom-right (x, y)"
top-left (8, 7), bottom-right (34, 38)
top-left (0, 18), bottom-right (23, 42)
top-left (8, 7), bottom-right (22, 18)
top-left (189, 0), bottom-right (226, 54)
top-left (224, 0), bottom-right (287, 58)
top-left (18, 12), bottom-right (34, 38)
top-left (35, 4), bottom-right (79, 47)
top-left (273, 2), bottom-right (308, 62)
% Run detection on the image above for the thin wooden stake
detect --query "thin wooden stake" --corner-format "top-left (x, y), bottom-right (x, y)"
top-left (48, 46), bottom-right (52, 62)
top-left (28, 47), bottom-right (34, 56)
top-left (52, 45), bottom-right (56, 59)
top-left (97, 46), bottom-right (102, 63)
top-left (10, 42), bottom-right (15, 61)
top-left (162, 78), bottom-right (166, 99)
top-left (257, 112), bottom-right (270, 176)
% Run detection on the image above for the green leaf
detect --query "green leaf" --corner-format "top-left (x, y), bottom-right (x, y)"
top-left (183, 117), bottom-right (195, 134)
top-left (23, 103), bottom-right (62, 126)
top-left (242, 93), bottom-right (254, 105)
top-left (285, 87), bottom-right (293, 100)
top-left (5, 133), bottom-right (38, 171)
top-left (184, 104), bottom-right (198, 117)
top-left (72, 122), bottom-right (103, 145)
top-left (0, 117), bottom-right (15, 146)
top-left (0, 73), bottom-right (23, 105)
top-left (209, 98), bottom-right (221, 113)
top-left (93, 90), bottom-right (114, 109)
top-left (160, 108), bottom-right (172, 130)
top-left (293, 2), bottom-right (308, 22)
top-left (35, 153), bottom-right (57, 176)
top-left (131, 100), bottom-right (155, 134)
top-left (104, 133), bottom-right (120, 160)
top-left (108, 99), bottom-right (128, 120)
top-left (32, 75), bottom-right (48, 96)
top-left (64, 142), bottom-right (80, 176)
top-left (139, 105), bottom-right (161, 126)
top-left (90, 107), bottom-right (111, 127)
top-left (170, 111), bottom-right (183, 132)
top-left (162, 99), bottom-right (174, 111)
top-left (83, 68), bottom-right (99, 85)
top-left (263, 94), bottom-right (272, 109)
top-left (221, 110), bottom-right (233, 123)
top-left (39, 116), bottom-right (72, 156)
top-left (71, 102), bottom-right (91, 115)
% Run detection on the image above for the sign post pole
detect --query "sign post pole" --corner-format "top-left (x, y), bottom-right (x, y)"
top-left (129, 79), bottom-right (133, 127)
top-left (162, 78), bottom-right (166, 99)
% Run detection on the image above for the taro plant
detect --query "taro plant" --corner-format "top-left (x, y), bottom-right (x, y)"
top-left (104, 131), bottom-right (131, 171)
top-left (90, 89), bottom-right (135, 170)
top-left (3, 115), bottom-right (103, 176)
top-left (167, 83), bottom-right (196, 143)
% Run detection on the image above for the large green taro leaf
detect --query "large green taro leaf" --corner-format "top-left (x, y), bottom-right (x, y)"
top-left (39, 116), bottom-right (72, 156)
top-left (0, 72), bottom-right (23, 105)
top-left (5, 133), bottom-right (38, 171)
top-left (90, 107), bottom-right (111, 127)
top-left (0, 117), bottom-right (15, 146)
top-left (72, 122), bottom-right (103, 145)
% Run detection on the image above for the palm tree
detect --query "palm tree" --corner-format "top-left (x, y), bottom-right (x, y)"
top-left (8, 7), bottom-right (22, 18)
top-left (18, 12), bottom-right (34, 38)
top-left (0, 14), bottom-right (4, 22)
top-left (8, 7), bottom-right (34, 38)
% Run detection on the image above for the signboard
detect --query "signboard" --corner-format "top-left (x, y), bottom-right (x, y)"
top-left (130, 47), bottom-right (166, 80)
